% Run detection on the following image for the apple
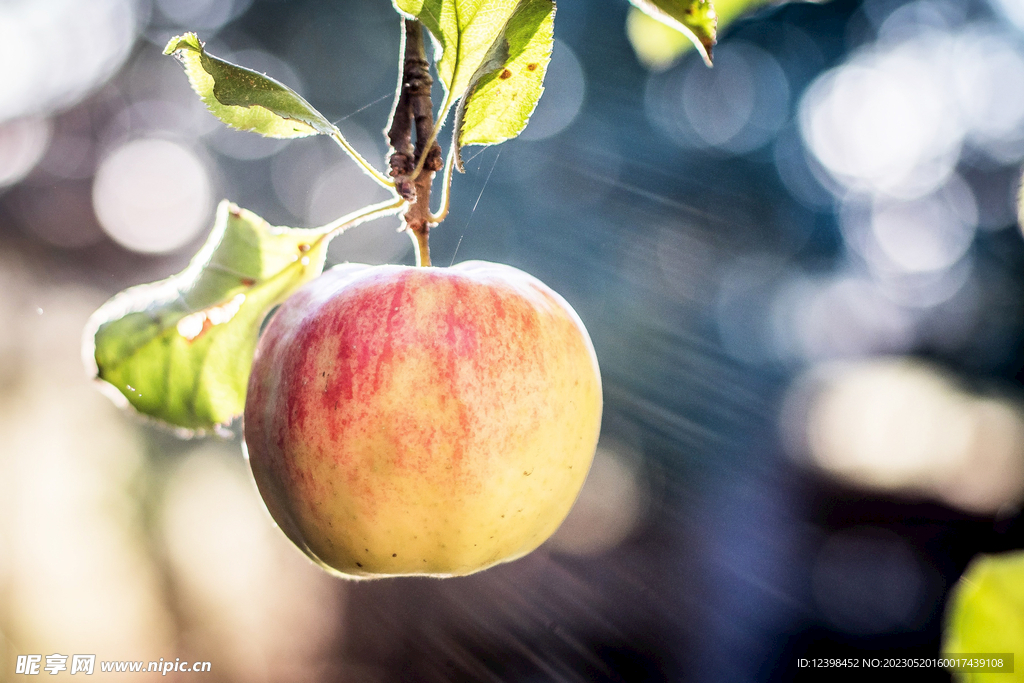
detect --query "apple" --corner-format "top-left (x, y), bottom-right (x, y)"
top-left (243, 261), bottom-right (602, 577)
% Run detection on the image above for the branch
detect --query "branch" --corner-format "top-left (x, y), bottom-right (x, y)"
top-left (385, 18), bottom-right (443, 267)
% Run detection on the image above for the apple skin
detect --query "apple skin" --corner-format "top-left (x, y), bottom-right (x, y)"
top-left (243, 261), bottom-right (602, 578)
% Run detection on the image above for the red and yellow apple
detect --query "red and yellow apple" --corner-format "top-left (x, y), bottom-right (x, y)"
top-left (243, 261), bottom-right (602, 577)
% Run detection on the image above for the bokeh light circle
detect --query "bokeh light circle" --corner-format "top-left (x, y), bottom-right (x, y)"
top-left (646, 40), bottom-right (789, 154)
top-left (154, 0), bottom-right (253, 32)
top-left (0, 0), bottom-right (138, 123)
top-left (0, 118), bottom-right (52, 188)
top-left (783, 359), bottom-right (1024, 514)
top-left (92, 138), bottom-right (213, 253)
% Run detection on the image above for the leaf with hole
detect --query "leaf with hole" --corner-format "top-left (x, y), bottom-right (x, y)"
top-left (84, 201), bottom-right (329, 434)
top-left (164, 32), bottom-right (334, 138)
top-left (453, 0), bottom-right (554, 169)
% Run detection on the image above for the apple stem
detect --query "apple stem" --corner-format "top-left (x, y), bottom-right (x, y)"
top-left (386, 18), bottom-right (442, 268)
top-left (412, 229), bottom-right (431, 267)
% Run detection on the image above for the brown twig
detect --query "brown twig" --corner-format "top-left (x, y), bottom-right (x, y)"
top-left (386, 18), bottom-right (443, 267)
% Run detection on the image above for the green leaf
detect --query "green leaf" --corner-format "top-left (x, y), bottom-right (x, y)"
top-left (164, 33), bottom-right (334, 138)
top-left (626, 7), bottom-right (696, 71)
top-left (628, 0), bottom-right (717, 67)
top-left (392, 0), bottom-right (555, 159)
top-left (84, 201), bottom-right (329, 434)
top-left (453, 0), bottom-right (554, 168)
top-left (627, 0), bottom-right (824, 69)
top-left (943, 551), bottom-right (1024, 682)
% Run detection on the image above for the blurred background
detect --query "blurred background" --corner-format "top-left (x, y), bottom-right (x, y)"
top-left (2, 0), bottom-right (1024, 680)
